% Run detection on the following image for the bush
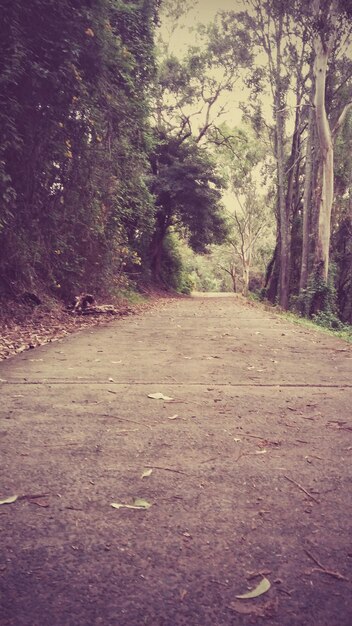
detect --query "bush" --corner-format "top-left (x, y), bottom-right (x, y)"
top-left (311, 311), bottom-right (344, 330)
top-left (160, 232), bottom-right (192, 293)
top-left (292, 264), bottom-right (338, 318)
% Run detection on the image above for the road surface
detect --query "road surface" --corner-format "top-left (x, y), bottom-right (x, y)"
top-left (1, 294), bottom-right (351, 625)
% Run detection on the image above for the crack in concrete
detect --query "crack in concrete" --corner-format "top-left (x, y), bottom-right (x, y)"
top-left (1, 381), bottom-right (351, 388)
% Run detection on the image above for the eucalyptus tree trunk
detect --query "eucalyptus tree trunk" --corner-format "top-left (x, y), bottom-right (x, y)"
top-left (274, 27), bottom-right (291, 310)
top-left (299, 106), bottom-right (314, 291)
top-left (312, 0), bottom-right (337, 281)
top-left (247, 1), bottom-right (291, 308)
top-left (242, 258), bottom-right (251, 296)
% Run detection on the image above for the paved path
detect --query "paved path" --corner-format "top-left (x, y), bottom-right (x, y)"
top-left (1, 295), bottom-right (351, 625)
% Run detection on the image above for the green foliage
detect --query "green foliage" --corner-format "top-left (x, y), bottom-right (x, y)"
top-left (291, 263), bottom-right (338, 319)
top-left (278, 308), bottom-right (352, 342)
top-left (331, 111), bottom-right (352, 324)
top-left (153, 135), bottom-right (228, 249)
top-left (0, 0), bottom-right (158, 298)
top-left (311, 310), bottom-right (344, 330)
top-left (149, 133), bottom-right (229, 282)
top-left (159, 232), bottom-right (192, 293)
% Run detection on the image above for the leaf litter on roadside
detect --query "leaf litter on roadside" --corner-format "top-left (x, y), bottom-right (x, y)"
top-left (236, 576), bottom-right (271, 599)
top-left (0, 494), bottom-right (18, 505)
top-left (147, 392), bottom-right (174, 401)
top-left (141, 468), bottom-right (153, 478)
top-left (111, 498), bottom-right (152, 510)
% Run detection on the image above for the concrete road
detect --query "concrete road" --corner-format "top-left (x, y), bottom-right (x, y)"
top-left (1, 295), bottom-right (351, 625)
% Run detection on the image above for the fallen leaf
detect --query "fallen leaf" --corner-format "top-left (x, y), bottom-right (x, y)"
top-left (148, 392), bottom-right (174, 401)
top-left (141, 468), bottom-right (153, 478)
top-left (0, 495), bottom-right (18, 505)
top-left (236, 576), bottom-right (271, 599)
top-left (167, 414), bottom-right (179, 420)
top-left (111, 498), bottom-right (152, 510)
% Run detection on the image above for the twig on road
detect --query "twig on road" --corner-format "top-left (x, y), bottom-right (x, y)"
top-left (102, 415), bottom-right (152, 429)
top-left (144, 465), bottom-right (187, 475)
top-left (19, 493), bottom-right (50, 500)
top-left (304, 549), bottom-right (348, 581)
top-left (243, 433), bottom-right (280, 446)
top-left (284, 475), bottom-right (320, 504)
top-left (247, 569), bottom-right (272, 580)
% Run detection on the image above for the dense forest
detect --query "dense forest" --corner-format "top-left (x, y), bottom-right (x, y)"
top-left (0, 0), bottom-right (352, 326)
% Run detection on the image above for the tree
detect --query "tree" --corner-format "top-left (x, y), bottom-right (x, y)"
top-left (215, 0), bottom-right (352, 320)
top-left (309, 0), bottom-right (352, 295)
top-left (150, 133), bottom-right (229, 282)
top-left (295, 0), bottom-right (352, 317)
top-left (154, 5), bottom-right (253, 145)
top-left (208, 123), bottom-right (274, 295)
top-left (238, 0), bottom-right (315, 308)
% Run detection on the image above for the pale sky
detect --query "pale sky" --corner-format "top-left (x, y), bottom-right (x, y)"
top-left (192, 0), bottom-right (246, 21)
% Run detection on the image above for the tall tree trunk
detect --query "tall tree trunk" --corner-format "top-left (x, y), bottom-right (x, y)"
top-left (150, 212), bottom-right (169, 283)
top-left (242, 261), bottom-right (250, 296)
top-left (299, 106), bottom-right (314, 291)
top-left (312, 0), bottom-right (337, 281)
top-left (274, 12), bottom-right (290, 310)
top-left (265, 241), bottom-right (279, 301)
top-left (276, 103), bottom-right (290, 309)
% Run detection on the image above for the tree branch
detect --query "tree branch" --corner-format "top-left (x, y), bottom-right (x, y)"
top-left (332, 101), bottom-right (352, 139)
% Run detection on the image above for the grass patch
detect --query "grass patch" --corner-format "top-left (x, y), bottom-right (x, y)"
top-left (281, 312), bottom-right (352, 343)
top-left (247, 293), bottom-right (352, 343)
top-left (114, 289), bottom-right (147, 305)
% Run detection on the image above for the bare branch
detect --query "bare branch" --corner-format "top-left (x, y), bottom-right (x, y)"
top-left (332, 101), bottom-right (352, 139)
